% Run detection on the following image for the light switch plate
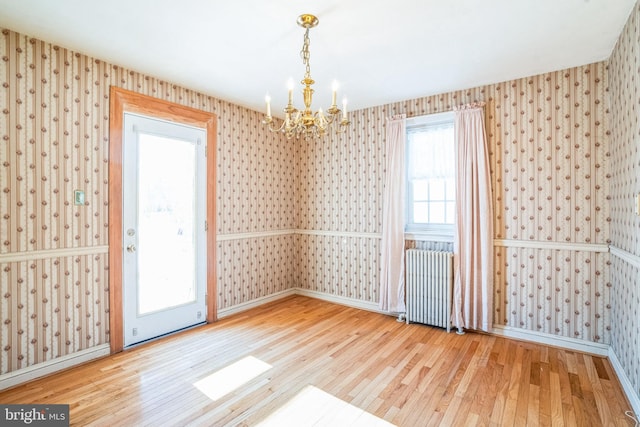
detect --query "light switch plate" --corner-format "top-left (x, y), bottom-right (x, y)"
top-left (636, 193), bottom-right (640, 216)
top-left (74, 190), bottom-right (85, 206)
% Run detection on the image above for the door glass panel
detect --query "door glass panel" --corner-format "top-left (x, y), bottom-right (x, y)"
top-left (137, 133), bottom-right (196, 315)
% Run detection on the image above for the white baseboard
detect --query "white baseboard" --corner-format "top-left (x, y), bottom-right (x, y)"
top-left (293, 288), bottom-right (386, 314)
top-left (608, 347), bottom-right (640, 418)
top-left (217, 289), bottom-right (297, 319)
top-left (0, 344), bottom-right (110, 391)
top-left (217, 288), bottom-right (386, 319)
top-left (491, 325), bottom-right (609, 356)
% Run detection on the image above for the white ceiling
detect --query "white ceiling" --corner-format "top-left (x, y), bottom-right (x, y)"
top-left (0, 0), bottom-right (636, 116)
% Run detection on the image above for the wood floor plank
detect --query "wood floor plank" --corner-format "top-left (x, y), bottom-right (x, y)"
top-left (501, 344), bottom-right (524, 426)
top-left (0, 296), bottom-right (634, 426)
top-left (528, 383), bottom-right (541, 427)
top-left (584, 356), bottom-right (617, 426)
top-left (514, 347), bottom-right (532, 426)
top-left (550, 371), bottom-right (565, 426)
top-left (470, 354), bottom-right (505, 425)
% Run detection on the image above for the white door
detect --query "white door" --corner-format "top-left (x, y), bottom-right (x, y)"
top-left (122, 112), bottom-right (207, 347)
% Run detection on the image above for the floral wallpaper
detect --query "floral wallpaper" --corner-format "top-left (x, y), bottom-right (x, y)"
top-left (0, 15), bottom-right (632, 390)
top-left (488, 64), bottom-right (611, 344)
top-left (494, 247), bottom-right (608, 342)
top-left (295, 233), bottom-right (380, 302)
top-left (0, 254), bottom-right (108, 374)
top-left (297, 62), bottom-right (612, 345)
top-left (0, 33), bottom-right (110, 253)
top-left (296, 106), bottom-right (385, 234)
top-left (217, 109), bottom-right (296, 234)
top-left (217, 235), bottom-right (296, 307)
top-left (608, 0), bottom-right (640, 404)
top-left (295, 106), bottom-right (385, 303)
top-left (488, 67), bottom-right (609, 245)
top-left (0, 28), bottom-right (296, 375)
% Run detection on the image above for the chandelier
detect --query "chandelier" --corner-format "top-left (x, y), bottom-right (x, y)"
top-left (263, 14), bottom-right (350, 139)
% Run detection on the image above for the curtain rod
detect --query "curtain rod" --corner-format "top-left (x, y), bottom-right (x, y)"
top-left (453, 101), bottom-right (486, 111)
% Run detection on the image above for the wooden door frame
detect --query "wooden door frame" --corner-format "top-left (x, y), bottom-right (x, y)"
top-left (108, 87), bottom-right (217, 353)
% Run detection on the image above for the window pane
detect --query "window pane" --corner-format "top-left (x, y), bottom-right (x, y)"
top-left (445, 201), bottom-right (456, 224)
top-left (445, 178), bottom-right (455, 199)
top-left (137, 134), bottom-right (196, 315)
top-left (413, 202), bottom-right (428, 223)
top-left (413, 180), bottom-right (428, 201)
top-left (407, 124), bottom-right (454, 180)
top-left (429, 179), bottom-right (446, 201)
top-left (429, 202), bottom-right (446, 223)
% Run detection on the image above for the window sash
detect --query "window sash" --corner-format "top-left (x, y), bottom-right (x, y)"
top-left (405, 112), bottom-right (455, 235)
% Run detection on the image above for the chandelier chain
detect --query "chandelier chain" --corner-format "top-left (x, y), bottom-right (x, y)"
top-left (300, 28), bottom-right (311, 79)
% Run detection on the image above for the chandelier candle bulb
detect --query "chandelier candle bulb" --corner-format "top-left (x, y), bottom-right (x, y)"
top-left (332, 80), bottom-right (338, 107)
top-left (287, 78), bottom-right (294, 105)
top-left (342, 97), bottom-right (348, 119)
top-left (265, 95), bottom-right (271, 117)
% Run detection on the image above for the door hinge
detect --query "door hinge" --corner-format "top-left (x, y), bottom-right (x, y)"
top-left (205, 221), bottom-right (208, 231)
top-left (205, 145), bottom-right (208, 157)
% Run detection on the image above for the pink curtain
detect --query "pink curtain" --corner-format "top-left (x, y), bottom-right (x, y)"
top-left (452, 104), bottom-right (493, 333)
top-left (380, 114), bottom-right (407, 313)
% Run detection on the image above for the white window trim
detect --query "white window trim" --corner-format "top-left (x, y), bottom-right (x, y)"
top-left (406, 111), bottom-right (455, 128)
top-left (405, 111), bottom-right (455, 242)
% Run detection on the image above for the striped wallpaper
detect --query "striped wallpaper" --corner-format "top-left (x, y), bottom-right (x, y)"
top-left (0, 28), bottom-right (296, 375)
top-left (0, 254), bottom-right (108, 373)
top-left (607, 0), bottom-right (640, 405)
top-left (297, 62), bottom-right (612, 345)
top-left (0, 18), bottom-right (632, 390)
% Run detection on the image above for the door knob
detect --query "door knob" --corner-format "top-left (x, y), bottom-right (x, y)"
top-left (126, 244), bottom-right (136, 253)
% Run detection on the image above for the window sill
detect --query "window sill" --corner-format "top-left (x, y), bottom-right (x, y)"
top-left (404, 231), bottom-right (454, 242)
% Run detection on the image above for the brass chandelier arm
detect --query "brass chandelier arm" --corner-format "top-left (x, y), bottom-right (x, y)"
top-left (263, 113), bottom-right (350, 139)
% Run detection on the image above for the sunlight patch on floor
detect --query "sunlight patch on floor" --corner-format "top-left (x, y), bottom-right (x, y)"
top-left (256, 385), bottom-right (396, 427)
top-left (193, 355), bottom-right (272, 401)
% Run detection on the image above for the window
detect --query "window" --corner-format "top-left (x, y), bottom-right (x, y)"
top-left (406, 111), bottom-right (455, 238)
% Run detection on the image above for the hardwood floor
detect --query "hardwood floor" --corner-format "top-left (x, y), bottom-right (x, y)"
top-left (0, 295), bottom-right (634, 426)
